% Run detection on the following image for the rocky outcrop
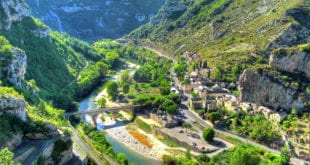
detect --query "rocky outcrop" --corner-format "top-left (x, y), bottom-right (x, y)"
top-left (270, 48), bottom-right (310, 79)
top-left (6, 48), bottom-right (27, 86)
top-left (266, 24), bottom-right (310, 53)
top-left (151, 0), bottom-right (187, 24)
top-left (0, 0), bottom-right (30, 30)
top-left (0, 94), bottom-right (28, 121)
top-left (239, 70), bottom-right (308, 112)
top-left (4, 134), bottom-right (23, 150)
top-left (32, 28), bottom-right (50, 38)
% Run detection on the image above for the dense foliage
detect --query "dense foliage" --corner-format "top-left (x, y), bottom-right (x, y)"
top-left (0, 148), bottom-right (14, 165)
top-left (161, 144), bottom-right (285, 165)
top-left (82, 124), bottom-right (128, 164)
top-left (0, 36), bottom-right (14, 83)
top-left (0, 114), bottom-right (36, 146)
top-left (106, 81), bottom-right (119, 101)
top-left (227, 113), bottom-right (280, 144)
top-left (132, 93), bottom-right (180, 115)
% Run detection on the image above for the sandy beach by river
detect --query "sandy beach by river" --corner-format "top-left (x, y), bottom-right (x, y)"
top-left (101, 115), bottom-right (168, 160)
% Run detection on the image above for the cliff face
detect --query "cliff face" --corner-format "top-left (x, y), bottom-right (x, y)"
top-left (270, 47), bottom-right (310, 79)
top-left (239, 70), bottom-right (308, 111)
top-left (6, 48), bottom-right (27, 87)
top-left (0, 94), bottom-right (27, 121)
top-left (0, 0), bottom-right (30, 30)
top-left (24, 0), bottom-right (165, 41)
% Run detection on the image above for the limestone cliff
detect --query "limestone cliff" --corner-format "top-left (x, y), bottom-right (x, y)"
top-left (0, 94), bottom-right (27, 121)
top-left (6, 48), bottom-right (27, 87)
top-left (270, 46), bottom-right (310, 79)
top-left (24, 0), bottom-right (165, 41)
top-left (239, 69), bottom-right (309, 112)
top-left (0, 0), bottom-right (30, 30)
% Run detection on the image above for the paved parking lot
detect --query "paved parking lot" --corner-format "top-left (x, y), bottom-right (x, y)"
top-left (160, 127), bottom-right (218, 153)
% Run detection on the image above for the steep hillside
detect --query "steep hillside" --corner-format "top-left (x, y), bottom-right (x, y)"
top-left (129, 0), bottom-right (310, 112)
top-left (0, 0), bottom-right (110, 109)
top-left (24, 0), bottom-right (165, 41)
top-left (129, 0), bottom-right (309, 68)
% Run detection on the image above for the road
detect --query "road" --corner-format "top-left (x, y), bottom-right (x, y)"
top-left (69, 126), bottom-right (118, 165)
top-left (146, 46), bottom-right (308, 165)
top-left (14, 138), bottom-right (58, 165)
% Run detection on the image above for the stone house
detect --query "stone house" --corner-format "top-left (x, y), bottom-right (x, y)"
top-left (269, 111), bottom-right (288, 123)
top-left (193, 85), bottom-right (209, 98)
top-left (182, 83), bottom-right (200, 94)
top-left (206, 84), bottom-right (230, 97)
top-left (189, 97), bottom-right (203, 110)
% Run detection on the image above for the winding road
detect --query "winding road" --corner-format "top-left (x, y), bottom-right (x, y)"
top-left (69, 125), bottom-right (118, 165)
top-left (144, 46), bottom-right (308, 165)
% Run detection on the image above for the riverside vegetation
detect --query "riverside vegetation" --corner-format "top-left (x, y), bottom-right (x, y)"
top-left (1, 0), bottom-right (309, 164)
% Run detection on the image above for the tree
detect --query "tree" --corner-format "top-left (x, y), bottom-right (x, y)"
top-left (279, 147), bottom-right (291, 165)
top-left (106, 51), bottom-right (120, 68)
top-left (191, 92), bottom-right (198, 98)
top-left (214, 67), bottom-right (222, 81)
top-left (162, 99), bottom-right (177, 115)
top-left (160, 86), bottom-right (171, 95)
top-left (97, 98), bottom-right (106, 108)
top-left (106, 81), bottom-right (118, 101)
top-left (196, 154), bottom-right (210, 164)
top-left (162, 155), bottom-right (177, 165)
top-left (96, 61), bottom-right (109, 76)
top-left (185, 148), bottom-right (191, 160)
top-left (182, 122), bottom-right (192, 133)
top-left (120, 70), bottom-right (130, 84)
top-left (117, 153), bottom-right (128, 165)
top-left (174, 62), bottom-right (187, 78)
top-left (232, 64), bottom-right (241, 80)
top-left (0, 147), bottom-right (14, 165)
top-left (203, 128), bottom-right (215, 142)
top-left (230, 144), bottom-right (261, 165)
top-left (160, 79), bottom-right (170, 95)
top-left (122, 83), bottom-right (130, 94)
top-left (207, 112), bottom-right (221, 124)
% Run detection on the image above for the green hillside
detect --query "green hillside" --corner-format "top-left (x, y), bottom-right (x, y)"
top-left (129, 0), bottom-right (309, 71)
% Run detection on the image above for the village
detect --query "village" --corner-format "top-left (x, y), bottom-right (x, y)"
top-left (107, 50), bottom-right (296, 159)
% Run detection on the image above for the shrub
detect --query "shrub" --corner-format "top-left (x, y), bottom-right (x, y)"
top-left (203, 128), bottom-right (215, 142)
top-left (298, 43), bottom-right (310, 53)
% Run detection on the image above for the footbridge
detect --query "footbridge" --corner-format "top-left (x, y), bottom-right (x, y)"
top-left (65, 105), bottom-right (144, 128)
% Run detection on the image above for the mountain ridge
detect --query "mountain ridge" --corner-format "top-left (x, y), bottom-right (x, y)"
top-left (24, 0), bottom-right (165, 41)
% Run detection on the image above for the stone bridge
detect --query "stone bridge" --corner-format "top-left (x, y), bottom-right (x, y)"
top-left (65, 105), bottom-right (144, 128)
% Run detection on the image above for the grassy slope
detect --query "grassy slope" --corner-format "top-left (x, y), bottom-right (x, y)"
top-left (129, 0), bottom-right (308, 70)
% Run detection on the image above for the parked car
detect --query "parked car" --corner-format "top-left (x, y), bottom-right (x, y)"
top-left (191, 134), bottom-right (201, 139)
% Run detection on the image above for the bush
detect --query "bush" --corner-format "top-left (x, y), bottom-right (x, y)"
top-left (0, 148), bottom-right (14, 165)
top-left (203, 128), bottom-right (215, 142)
top-left (106, 81), bottom-right (119, 101)
top-left (117, 153), bottom-right (128, 165)
top-left (298, 43), bottom-right (310, 52)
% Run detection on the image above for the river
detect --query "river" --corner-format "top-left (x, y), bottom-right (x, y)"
top-left (78, 62), bottom-right (161, 165)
